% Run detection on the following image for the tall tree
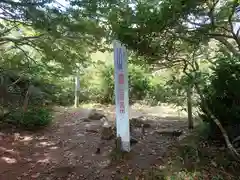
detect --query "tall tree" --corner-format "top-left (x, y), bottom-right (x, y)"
top-left (0, 0), bottom-right (105, 76)
top-left (70, 0), bottom-right (240, 61)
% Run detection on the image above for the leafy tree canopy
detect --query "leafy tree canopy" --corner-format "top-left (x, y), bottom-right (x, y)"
top-left (2, 0), bottom-right (240, 78)
top-left (69, 0), bottom-right (240, 68)
top-left (0, 0), bottom-right (105, 77)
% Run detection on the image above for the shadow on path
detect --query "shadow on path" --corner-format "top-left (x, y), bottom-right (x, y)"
top-left (0, 105), bottom-right (189, 180)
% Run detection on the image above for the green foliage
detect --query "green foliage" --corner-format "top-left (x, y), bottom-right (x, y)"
top-left (82, 63), bottom-right (153, 104)
top-left (109, 137), bottom-right (132, 162)
top-left (145, 81), bottom-right (167, 105)
top-left (146, 72), bottom-right (194, 107)
top-left (7, 107), bottom-right (53, 130)
top-left (44, 79), bottom-right (75, 106)
top-left (104, 0), bottom-right (240, 62)
top-left (196, 122), bottom-right (212, 141)
top-left (145, 124), bottom-right (240, 180)
top-left (128, 64), bottom-right (151, 101)
top-left (76, 59), bottom-right (203, 106)
top-left (99, 64), bottom-right (114, 103)
top-left (199, 56), bottom-right (240, 141)
top-left (109, 146), bottom-right (131, 162)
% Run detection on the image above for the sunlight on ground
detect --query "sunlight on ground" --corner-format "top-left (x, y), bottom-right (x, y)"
top-left (37, 136), bottom-right (48, 140)
top-left (49, 146), bottom-right (59, 150)
top-left (36, 141), bottom-right (56, 148)
top-left (37, 158), bottom-right (51, 164)
top-left (19, 135), bottom-right (33, 142)
top-left (62, 102), bottom-right (190, 122)
top-left (132, 103), bottom-right (188, 118)
top-left (165, 171), bottom-right (203, 179)
top-left (31, 173), bottom-right (41, 178)
top-left (63, 122), bottom-right (79, 126)
top-left (1, 156), bottom-right (17, 164)
top-left (80, 102), bottom-right (189, 117)
top-left (0, 147), bottom-right (20, 160)
top-left (80, 103), bottom-right (102, 108)
top-left (97, 160), bottom-right (111, 168)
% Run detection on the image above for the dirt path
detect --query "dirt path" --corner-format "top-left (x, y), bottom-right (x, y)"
top-left (0, 105), bottom-right (189, 180)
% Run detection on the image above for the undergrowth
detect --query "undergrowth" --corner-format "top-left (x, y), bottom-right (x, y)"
top-left (110, 137), bottom-right (133, 163)
top-left (6, 107), bottom-right (53, 130)
top-left (123, 123), bottom-right (240, 180)
top-left (157, 123), bottom-right (240, 179)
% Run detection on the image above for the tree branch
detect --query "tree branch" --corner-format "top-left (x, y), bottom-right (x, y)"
top-left (0, 25), bottom-right (18, 37)
top-left (0, 0), bottom-right (49, 7)
top-left (195, 83), bottom-right (240, 161)
top-left (0, 34), bottom-right (44, 45)
top-left (228, 0), bottom-right (240, 49)
top-left (207, 33), bottom-right (234, 39)
top-left (13, 45), bottom-right (37, 66)
top-left (237, 27), bottom-right (240, 37)
top-left (213, 36), bottom-right (240, 57)
top-left (182, 56), bottom-right (240, 162)
top-left (207, 0), bottom-right (220, 26)
top-left (0, 16), bottom-right (33, 27)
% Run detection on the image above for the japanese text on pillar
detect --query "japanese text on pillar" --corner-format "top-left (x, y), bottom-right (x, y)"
top-left (116, 48), bottom-right (125, 114)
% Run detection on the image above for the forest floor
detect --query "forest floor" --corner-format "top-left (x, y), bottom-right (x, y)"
top-left (0, 103), bottom-right (238, 180)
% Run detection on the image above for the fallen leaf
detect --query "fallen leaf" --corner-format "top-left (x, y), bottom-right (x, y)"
top-left (31, 173), bottom-right (40, 178)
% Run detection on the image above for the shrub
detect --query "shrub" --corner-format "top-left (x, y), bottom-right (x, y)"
top-left (145, 81), bottom-right (167, 105)
top-left (94, 64), bottom-right (152, 104)
top-left (7, 107), bottom-right (53, 130)
top-left (199, 56), bottom-right (240, 142)
top-left (128, 64), bottom-right (151, 101)
top-left (99, 65), bottom-right (115, 104)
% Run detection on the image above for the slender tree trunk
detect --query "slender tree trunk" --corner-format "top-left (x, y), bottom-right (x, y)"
top-left (187, 85), bottom-right (193, 129)
top-left (74, 75), bottom-right (80, 108)
top-left (23, 90), bottom-right (29, 112)
top-left (194, 83), bottom-right (240, 162)
top-left (23, 85), bottom-right (34, 112)
top-left (183, 66), bottom-right (240, 161)
top-left (0, 87), bottom-right (5, 118)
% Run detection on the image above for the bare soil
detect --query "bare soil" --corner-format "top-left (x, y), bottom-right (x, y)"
top-left (0, 104), bottom-right (190, 180)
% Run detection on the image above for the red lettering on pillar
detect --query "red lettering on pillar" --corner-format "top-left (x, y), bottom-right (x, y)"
top-left (118, 73), bottom-right (124, 84)
top-left (120, 101), bottom-right (124, 108)
top-left (119, 88), bottom-right (125, 114)
top-left (119, 91), bottom-right (124, 101)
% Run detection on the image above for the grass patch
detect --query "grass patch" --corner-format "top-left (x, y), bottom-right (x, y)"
top-left (140, 123), bottom-right (240, 180)
top-left (109, 137), bottom-right (133, 163)
top-left (6, 107), bottom-right (53, 131)
top-left (110, 148), bottom-right (132, 162)
top-left (80, 102), bottom-right (102, 108)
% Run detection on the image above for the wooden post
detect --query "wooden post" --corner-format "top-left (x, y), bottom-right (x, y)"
top-left (187, 85), bottom-right (193, 129)
top-left (74, 75), bottom-right (80, 108)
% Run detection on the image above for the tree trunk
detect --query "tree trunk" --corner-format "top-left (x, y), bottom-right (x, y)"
top-left (23, 86), bottom-right (33, 112)
top-left (194, 84), bottom-right (240, 162)
top-left (74, 75), bottom-right (80, 108)
top-left (23, 90), bottom-right (29, 112)
top-left (187, 85), bottom-right (193, 129)
top-left (182, 68), bottom-right (240, 161)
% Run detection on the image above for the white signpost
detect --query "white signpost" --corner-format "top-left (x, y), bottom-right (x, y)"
top-left (113, 40), bottom-right (130, 152)
top-left (74, 75), bottom-right (80, 108)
